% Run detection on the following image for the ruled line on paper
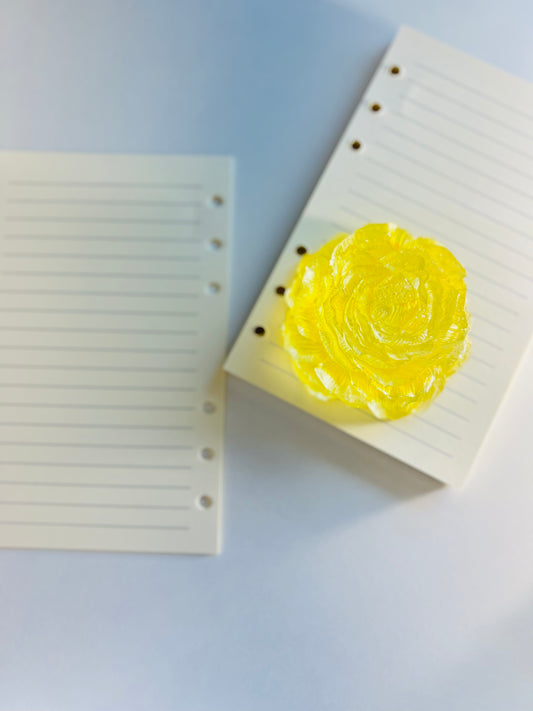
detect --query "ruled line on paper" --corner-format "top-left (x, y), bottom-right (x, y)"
top-left (0, 423), bottom-right (195, 431)
top-left (348, 173), bottom-right (533, 264)
top-left (0, 403), bottom-right (196, 411)
top-left (466, 268), bottom-right (528, 299)
top-left (8, 180), bottom-right (202, 189)
top-left (406, 79), bottom-right (533, 147)
top-left (265, 343), bottom-right (477, 424)
top-left (264, 348), bottom-right (481, 412)
top-left (0, 466), bottom-right (192, 473)
top-left (0, 487), bottom-right (188, 499)
top-left (413, 61), bottom-right (533, 122)
top-left (470, 332), bottom-right (505, 350)
top-left (469, 335), bottom-right (503, 353)
top-left (267, 332), bottom-right (485, 422)
top-left (0, 290), bottom-right (200, 297)
top-left (343, 180), bottom-right (529, 265)
top-left (4, 253), bottom-right (202, 262)
top-left (382, 124), bottom-right (533, 202)
top-left (0, 346), bottom-right (199, 354)
top-left (372, 140), bottom-right (533, 224)
top-left (367, 154), bottom-right (533, 251)
top-left (5, 235), bottom-right (199, 244)
top-left (0, 327), bottom-right (198, 335)
top-left (266, 341), bottom-right (285, 352)
top-left (260, 358), bottom-right (458, 455)
top-left (391, 109), bottom-right (533, 185)
top-left (0, 501), bottom-right (191, 511)
top-left (410, 415), bottom-right (461, 439)
top-left (7, 199), bottom-right (201, 207)
top-left (466, 289), bottom-right (519, 315)
top-left (445, 387), bottom-right (478, 404)
top-left (260, 358), bottom-right (299, 381)
top-left (455, 371), bottom-right (487, 387)
top-left (3, 271), bottom-right (202, 280)
top-left (334, 209), bottom-right (504, 336)
top-left (341, 193), bottom-right (531, 279)
top-left (0, 442), bottom-right (195, 450)
top-left (385, 424), bottom-right (454, 457)
top-left (433, 403), bottom-right (470, 422)
top-left (341, 198), bottom-right (530, 296)
top-left (470, 312), bottom-right (512, 332)
top-left (340, 203), bottom-right (527, 299)
top-left (5, 217), bottom-right (200, 225)
top-left (404, 95), bottom-right (533, 164)
top-left (0, 308), bottom-right (199, 317)
top-left (0, 384), bottom-right (197, 392)
top-left (0, 366), bottom-right (198, 373)
top-left (0, 521), bottom-right (190, 531)
top-left (468, 357), bottom-right (495, 371)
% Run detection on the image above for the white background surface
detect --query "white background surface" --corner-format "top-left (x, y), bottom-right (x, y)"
top-left (0, 1), bottom-right (532, 709)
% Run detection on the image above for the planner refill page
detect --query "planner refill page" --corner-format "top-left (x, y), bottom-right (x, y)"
top-left (0, 152), bottom-right (232, 554)
top-left (225, 27), bottom-right (533, 487)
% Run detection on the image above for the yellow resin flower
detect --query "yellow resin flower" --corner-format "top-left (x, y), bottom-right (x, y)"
top-left (282, 223), bottom-right (471, 419)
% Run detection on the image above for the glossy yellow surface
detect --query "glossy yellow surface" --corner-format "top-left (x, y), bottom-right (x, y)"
top-left (282, 224), bottom-right (471, 419)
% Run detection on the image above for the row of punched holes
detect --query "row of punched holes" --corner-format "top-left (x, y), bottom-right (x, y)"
top-left (251, 64), bottom-right (402, 338)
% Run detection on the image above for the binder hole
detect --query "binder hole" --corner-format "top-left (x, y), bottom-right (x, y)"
top-left (351, 140), bottom-right (362, 150)
top-left (198, 495), bottom-right (213, 509)
top-left (211, 194), bottom-right (224, 207)
top-left (254, 326), bottom-right (266, 336)
top-left (205, 281), bottom-right (221, 295)
top-left (200, 447), bottom-right (215, 461)
top-left (203, 401), bottom-right (216, 414)
top-left (276, 285), bottom-right (286, 296)
top-left (390, 65), bottom-right (401, 75)
top-left (296, 245), bottom-right (307, 255)
top-left (207, 238), bottom-right (223, 251)
top-left (371, 103), bottom-right (381, 112)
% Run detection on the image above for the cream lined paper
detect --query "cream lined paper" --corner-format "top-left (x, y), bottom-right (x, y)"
top-left (225, 27), bottom-right (533, 487)
top-left (0, 152), bottom-right (232, 553)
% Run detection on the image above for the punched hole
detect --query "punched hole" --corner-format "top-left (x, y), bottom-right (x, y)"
top-left (203, 401), bottom-right (216, 414)
top-left (254, 326), bottom-right (266, 336)
top-left (197, 494), bottom-right (213, 509)
top-left (211, 194), bottom-right (224, 207)
top-left (296, 245), bottom-right (307, 255)
top-left (200, 447), bottom-right (215, 461)
top-left (351, 140), bottom-right (362, 150)
top-left (207, 238), bottom-right (223, 251)
top-left (390, 65), bottom-right (401, 75)
top-left (276, 285), bottom-right (286, 296)
top-left (205, 282), bottom-right (221, 295)
top-left (370, 103), bottom-right (381, 112)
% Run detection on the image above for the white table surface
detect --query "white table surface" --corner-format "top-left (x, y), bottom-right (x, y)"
top-left (0, 1), bottom-right (532, 709)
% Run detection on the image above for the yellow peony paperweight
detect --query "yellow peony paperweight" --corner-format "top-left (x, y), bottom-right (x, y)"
top-left (282, 223), bottom-right (471, 420)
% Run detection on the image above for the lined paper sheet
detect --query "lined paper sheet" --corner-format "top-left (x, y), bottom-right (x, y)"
top-left (0, 152), bottom-right (232, 553)
top-left (225, 27), bottom-right (533, 487)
